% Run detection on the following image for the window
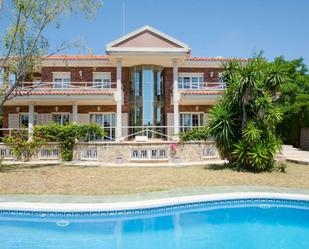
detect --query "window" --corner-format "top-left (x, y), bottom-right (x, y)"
top-left (9, 73), bottom-right (16, 85)
top-left (131, 148), bottom-right (168, 160)
top-left (19, 114), bottom-right (37, 128)
top-left (180, 113), bottom-right (204, 132)
top-left (93, 72), bottom-right (111, 89)
top-left (218, 72), bottom-right (226, 89)
top-left (52, 72), bottom-right (71, 89)
top-left (90, 113), bottom-right (116, 140)
top-left (0, 148), bottom-right (13, 159)
top-left (40, 148), bottom-right (60, 160)
top-left (81, 147), bottom-right (98, 160)
top-left (19, 114), bottom-right (29, 128)
top-left (52, 113), bottom-right (70, 125)
top-left (203, 147), bottom-right (216, 157)
top-left (178, 74), bottom-right (204, 89)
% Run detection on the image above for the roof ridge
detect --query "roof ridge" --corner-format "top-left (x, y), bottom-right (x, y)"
top-left (186, 56), bottom-right (250, 62)
top-left (44, 55), bottom-right (110, 60)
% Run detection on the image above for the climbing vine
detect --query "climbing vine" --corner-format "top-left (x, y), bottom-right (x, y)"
top-left (35, 123), bottom-right (104, 161)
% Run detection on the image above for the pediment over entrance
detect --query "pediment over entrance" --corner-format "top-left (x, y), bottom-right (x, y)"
top-left (106, 25), bottom-right (190, 54)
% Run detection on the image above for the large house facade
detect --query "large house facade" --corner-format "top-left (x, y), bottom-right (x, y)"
top-left (2, 26), bottom-right (248, 145)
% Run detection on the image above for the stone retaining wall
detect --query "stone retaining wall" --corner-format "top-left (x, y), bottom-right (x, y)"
top-left (0, 141), bottom-right (219, 164)
top-left (74, 141), bottom-right (219, 163)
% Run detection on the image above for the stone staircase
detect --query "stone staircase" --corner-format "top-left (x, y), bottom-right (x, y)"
top-left (281, 145), bottom-right (309, 165)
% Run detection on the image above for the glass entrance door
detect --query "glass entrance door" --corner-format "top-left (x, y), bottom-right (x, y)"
top-left (129, 65), bottom-right (165, 138)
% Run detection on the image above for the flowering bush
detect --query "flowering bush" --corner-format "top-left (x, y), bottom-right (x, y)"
top-left (169, 143), bottom-right (178, 157)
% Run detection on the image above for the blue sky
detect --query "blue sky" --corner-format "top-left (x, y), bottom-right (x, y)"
top-left (2, 0), bottom-right (309, 66)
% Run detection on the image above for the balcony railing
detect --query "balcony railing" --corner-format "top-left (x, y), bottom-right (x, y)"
top-left (0, 125), bottom-right (205, 142)
top-left (15, 81), bottom-right (117, 92)
top-left (12, 81), bottom-right (224, 92)
top-left (178, 81), bottom-right (226, 90)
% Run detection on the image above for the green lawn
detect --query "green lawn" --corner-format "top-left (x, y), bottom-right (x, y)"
top-left (0, 163), bottom-right (308, 195)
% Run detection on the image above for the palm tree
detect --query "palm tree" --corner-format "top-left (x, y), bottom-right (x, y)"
top-left (208, 57), bottom-right (287, 172)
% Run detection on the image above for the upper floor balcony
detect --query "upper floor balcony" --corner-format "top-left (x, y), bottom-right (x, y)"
top-left (177, 73), bottom-right (226, 93)
top-left (178, 81), bottom-right (226, 91)
top-left (15, 81), bottom-right (117, 95)
top-left (178, 81), bottom-right (226, 105)
top-left (5, 81), bottom-right (118, 106)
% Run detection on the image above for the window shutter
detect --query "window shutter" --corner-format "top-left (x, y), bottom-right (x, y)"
top-left (37, 114), bottom-right (52, 125)
top-left (77, 114), bottom-right (89, 124)
top-left (167, 113), bottom-right (174, 137)
top-left (121, 113), bottom-right (128, 137)
top-left (8, 114), bottom-right (19, 128)
top-left (203, 113), bottom-right (209, 125)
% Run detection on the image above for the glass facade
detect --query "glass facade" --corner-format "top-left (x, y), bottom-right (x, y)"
top-left (129, 65), bottom-right (165, 137)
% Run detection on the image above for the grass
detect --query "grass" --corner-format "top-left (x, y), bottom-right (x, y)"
top-left (0, 163), bottom-right (308, 195)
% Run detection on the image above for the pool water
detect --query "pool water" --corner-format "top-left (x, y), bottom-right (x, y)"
top-left (0, 200), bottom-right (309, 249)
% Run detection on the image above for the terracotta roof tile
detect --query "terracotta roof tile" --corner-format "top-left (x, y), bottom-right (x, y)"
top-left (43, 55), bottom-right (249, 62)
top-left (180, 90), bottom-right (224, 95)
top-left (44, 55), bottom-right (110, 61)
top-left (186, 57), bottom-right (250, 62)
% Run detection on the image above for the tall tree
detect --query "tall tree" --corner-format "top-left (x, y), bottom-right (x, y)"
top-left (0, 0), bottom-right (102, 105)
top-left (276, 57), bottom-right (309, 147)
top-left (208, 57), bottom-right (287, 172)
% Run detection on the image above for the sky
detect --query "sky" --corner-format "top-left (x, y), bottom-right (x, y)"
top-left (1, 0), bottom-right (309, 66)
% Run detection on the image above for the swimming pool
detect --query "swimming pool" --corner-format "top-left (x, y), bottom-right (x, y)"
top-left (0, 196), bottom-right (309, 249)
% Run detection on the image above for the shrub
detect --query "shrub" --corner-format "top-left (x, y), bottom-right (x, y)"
top-left (208, 57), bottom-right (287, 172)
top-left (3, 130), bottom-right (45, 161)
top-left (179, 126), bottom-right (210, 142)
top-left (35, 123), bottom-right (104, 161)
top-left (276, 162), bottom-right (287, 173)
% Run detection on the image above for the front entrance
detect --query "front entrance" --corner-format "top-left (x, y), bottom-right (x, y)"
top-left (129, 65), bottom-right (166, 138)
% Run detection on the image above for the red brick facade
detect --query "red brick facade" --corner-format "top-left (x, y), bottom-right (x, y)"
top-left (41, 67), bottom-right (117, 84)
top-left (179, 105), bottom-right (211, 112)
top-left (122, 67), bottom-right (130, 114)
top-left (3, 105), bottom-right (117, 129)
top-left (3, 66), bottom-right (220, 129)
top-left (163, 67), bottom-right (221, 113)
top-left (3, 106), bottom-right (28, 129)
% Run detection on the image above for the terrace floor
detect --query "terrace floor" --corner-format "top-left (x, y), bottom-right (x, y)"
top-left (0, 163), bottom-right (308, 196)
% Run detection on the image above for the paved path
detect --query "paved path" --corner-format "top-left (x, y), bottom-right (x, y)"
top-left (3, 159), bottom-right (227, 167)
top-left (1, 186), bottom-right (309, 204)
top-left (281, 145), bottom-right (309, 165)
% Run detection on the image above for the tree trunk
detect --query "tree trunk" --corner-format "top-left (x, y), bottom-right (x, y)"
top-left (242, 103), bottom-right (247, 130)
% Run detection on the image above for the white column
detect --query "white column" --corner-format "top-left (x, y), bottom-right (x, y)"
top-left (173, 59), bottom-right (180, 137)
top-left (72, 103), bottom-right (78, 124)
top-left (116, 59), bottom-right (122, 141)
top-left (28, 103), bottom-right (34, 141)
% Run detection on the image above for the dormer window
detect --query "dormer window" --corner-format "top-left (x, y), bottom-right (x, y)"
top-left (93, 72), bottom-right (111, 89)
top-left (52, 72), bottom-right (71, 89)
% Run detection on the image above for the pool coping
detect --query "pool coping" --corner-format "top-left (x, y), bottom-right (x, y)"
top-left (0, 192), bottom-right (309, 212)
